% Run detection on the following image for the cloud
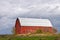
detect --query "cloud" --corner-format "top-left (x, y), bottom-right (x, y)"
top-left (0, 0), bottom-right (60, 17)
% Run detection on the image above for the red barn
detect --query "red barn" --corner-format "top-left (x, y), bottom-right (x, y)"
top-left (15, 18), bottom-right (54, 34)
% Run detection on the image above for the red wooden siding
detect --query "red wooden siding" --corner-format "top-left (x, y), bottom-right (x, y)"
top-left (15, 18), bottom-right (21, 34)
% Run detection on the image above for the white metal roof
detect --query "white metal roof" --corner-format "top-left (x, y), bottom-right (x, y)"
top-left (18, 18), bottom-right (53, 27)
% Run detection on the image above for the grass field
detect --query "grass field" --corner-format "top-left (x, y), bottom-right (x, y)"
top-left (11, 36), bottom-right (57, 40)
top-left (0, 34), bottom-right (60, 40)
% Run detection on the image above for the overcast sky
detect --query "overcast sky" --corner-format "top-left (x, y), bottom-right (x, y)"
top-left (0, 0), bottom-right (60, 34)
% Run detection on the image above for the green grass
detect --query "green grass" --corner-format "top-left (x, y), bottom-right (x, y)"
top-left (0, 35), bottom-right (59, 40)
top-left (11, 36), bottom-right (57, 40)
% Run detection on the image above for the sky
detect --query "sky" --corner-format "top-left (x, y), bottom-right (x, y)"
top-left (0, 0), bottom-right (60, 34)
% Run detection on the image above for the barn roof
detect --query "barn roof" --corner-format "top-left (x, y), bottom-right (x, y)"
top-left (18, 18), bottom-right (53, 27)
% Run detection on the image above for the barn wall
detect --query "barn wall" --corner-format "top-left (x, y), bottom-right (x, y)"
top-left (20, 26), bottom-right (53, 34)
